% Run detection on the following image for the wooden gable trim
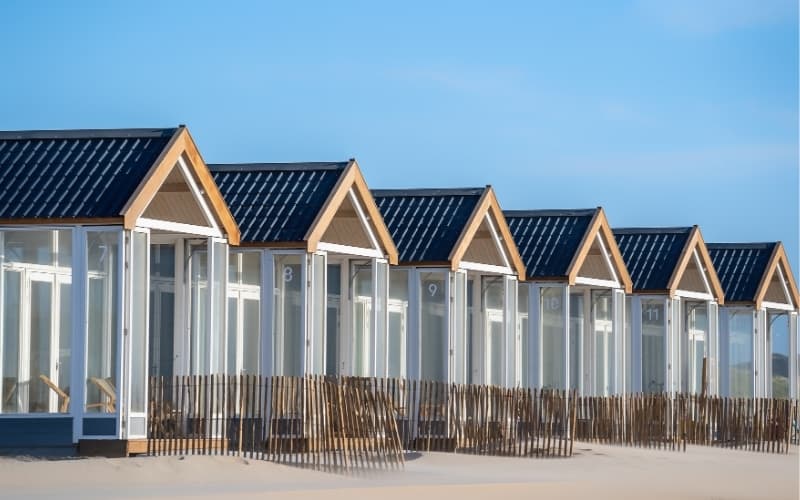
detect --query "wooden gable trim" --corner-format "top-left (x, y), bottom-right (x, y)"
top-left (666, 226), bottom-right (725, 304)
top-left (754, 242), bottom-right (800, 310)
top-left (565, 207), bottom-right (633, 293)
top-left (304, 160), bottom-right (398, 264)
top-left (119, 127), bottom-right (241, 245)
top-left (448, 187), bottom-right (526, 277)
top-left (350, 163), bottom-right (399, 265)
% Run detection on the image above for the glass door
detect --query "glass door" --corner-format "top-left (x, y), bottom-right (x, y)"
top-left (685, 301), bottom-right (708, 394)
top-left (483, 277), bottom-right (504, 386)
top-left (592, 291), bottom-right (613, 396)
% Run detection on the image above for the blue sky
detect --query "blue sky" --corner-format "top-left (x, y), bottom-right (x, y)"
top-left (0, 1), bottom-right (797, 275)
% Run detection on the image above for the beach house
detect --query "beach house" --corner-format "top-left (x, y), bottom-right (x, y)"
top-left (614, 226), bottom-right (725, 395)
top-left (707, 242), bottom-right (799, 399)
top-left (210, 161), bottom-right (398, 379)
top-left (0, 126), bottom-right (240, 454)
top-left (372, 187), bottom-right (525, 387)
top-left (504, 208), bottom-right (632, 396)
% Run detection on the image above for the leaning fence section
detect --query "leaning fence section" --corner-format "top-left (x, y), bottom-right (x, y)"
top-left (575, 393), bottom-right (797, 453)
top-left (147, 376), bottom-right (577, 469)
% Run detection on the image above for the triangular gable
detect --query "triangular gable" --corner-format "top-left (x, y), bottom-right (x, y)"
top-left (567, 208), bottom-right (633, 293)
top-left (305, 160), bottom-right (398, 265)
top-left (755, 243), bottom-right (799, 310)
top-left (449, 187), bottom-right (526, 277)
top-left (667, 226), bottom-right (724, 304)
top-left (121, 127), bottom-right (241, 245)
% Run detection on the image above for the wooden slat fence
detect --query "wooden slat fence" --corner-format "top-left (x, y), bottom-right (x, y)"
top-left (147, 376), bottom-right (578, 470)
top-left (575, 393), bottom-right (798, 453)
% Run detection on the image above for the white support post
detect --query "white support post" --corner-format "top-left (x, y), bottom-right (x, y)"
top-left (70, 227), bottom-right (88, 442)
top-left (530, 284), bottom-right (541, 389)
top-left (407, 268), bottom-right (420, 380)
top-left (562, 286), bottom-right (570, 392)
top-left (630, 296), bottom-right (643, 393)
top-left (261, 251), bottom-right (274, 377)
top-left (718, 307), bottom-right (730, 397)
top-left (504, 276), bottom-right (517, 388)
top-left (790, 312), bottom-right (798, 399)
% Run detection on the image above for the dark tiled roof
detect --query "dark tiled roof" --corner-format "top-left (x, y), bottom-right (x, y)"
top-left (612, 227), bottom-right (692, 291)
top-left (372, 188), bottom-right (484, 263)
top-left (210, 162), bottom-right (349, 243)
top-left (707, 243), bottom-right (775, 303)
top-left (503, 209), bottom-right (596, 279)
top-left (0, 128), bottom-right (176, 219)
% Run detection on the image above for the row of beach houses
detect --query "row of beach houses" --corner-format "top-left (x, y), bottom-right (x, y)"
top-left (0, 126), bottom-right (797, 454)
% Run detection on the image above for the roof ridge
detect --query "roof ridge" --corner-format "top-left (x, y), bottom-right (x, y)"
top-left (0, 128), bottom-right (178, 140)
top-left (504, 208), bottom-right (597, 217)
top-left (209, 162), bottom-right (350, 172)
top-left (372, 187), bottom-right (485, 197)
top-left (707, 242), bottom-right (778, 249)
top-left (613, 226), bottom-right (693, 234)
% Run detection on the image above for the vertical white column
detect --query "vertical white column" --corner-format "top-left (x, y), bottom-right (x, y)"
top-left (529, 284), bottom-right (541, 388)
top-left (562, 285), bottom-right (570, 392)
top-left (261, 251), bottom-right (274, 377)
top-left (707, 302), bottom-right (719, 395)
top-left (70, 227), bottom-right (87, 442)
top-left (630, 296), bottom-right (643, 393)
top-left (407, 268), bottom-right (420, 380)
top-left (790, 312), bottom-right (798, 399)
top-left (718, 307), bottom-right (730, 397)
top-left (504, 276), bottom-right (517, 388)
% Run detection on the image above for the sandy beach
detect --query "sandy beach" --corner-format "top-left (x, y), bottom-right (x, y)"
top-left (0, 443), bottom-right (797, 500)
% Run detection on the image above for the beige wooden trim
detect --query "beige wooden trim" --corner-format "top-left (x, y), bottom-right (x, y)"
top-left (754, 242), bottom-right (800, 310)
top-left (237, 240), bottom-right (307, 249)
top-left (666, 226), bottom-right (725, 304)
top-left (448, 187), bottom-right (526, 277)
top-left (566, 208), bottom-right (633, 293)
top-left (304, 161), bottom-right (356, 254)
top-left (304, 160), bottom-right (398, 263)
top-left (350, 162), bottom-right (399, 265)
top-left (119, 127), bottom-right (241, 245)
top-left (181, 129), bottom-right (241, 246)
top-left (0, 217), bottom-right (124, 226)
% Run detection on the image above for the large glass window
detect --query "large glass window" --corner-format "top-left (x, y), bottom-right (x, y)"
top-left (189, 246), bottom-right (209, 374)
top-left (593, 291), bottom-right (613, 396)
top-left (149, 244), bottom-right (175, 377)
top-left (310, 254), bottom-right (325, 375)
top-left (387, 270), bottom-right (408, 378)
top-left (728, 310), bottom-right (754, 397)
top-left (130, 232), bottom-right (148, 415)
top-left (685, 302), bottom-right (708, 394)
top-left (273, 254), bottom-right (303, 376)
top-left (211, 241), bottom-right (227, 374)
top-left (769, 312), bottom-right (790, 398)
top-left (569, 293), bottom-right (584, 392)
top-left (541, 287), bottom-right (565, 389)
top-left (86, 231), bottom-right (119, 414)
top-left (642, 299), bottom-right (666, 393)
top-left (484, 277), bottom-right (504, 386)
top-left (352, 264), bottom-right (373, 376)
top-left (326, 264), bottom-right (341, 376)
top-left (1, 230), bottom-right (73, 414)
top-left (517, 284), bottom-right (530, 387)
top-left (374, 261), bottom-right (388, 377)
top-left (227, 251), bottom-right (261, 375)
top-left (452, 272), bottom-right (467, 383)
top-left (420, 272), bottom-right (447, 382)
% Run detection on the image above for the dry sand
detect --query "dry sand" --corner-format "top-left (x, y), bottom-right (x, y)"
top-left (0, 443), bottom-right (797, 499)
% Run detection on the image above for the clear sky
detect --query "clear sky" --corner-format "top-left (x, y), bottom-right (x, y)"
top-left (0, 1), bottom-right (797, 276)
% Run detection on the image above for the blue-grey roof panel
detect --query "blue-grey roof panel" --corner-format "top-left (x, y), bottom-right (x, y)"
top-left (210, 162), bottom-right (348, 244)
top-left (372, 188), bottom-right (484, 263)
top-left (612, 227), bottom-right (692, 291)
top-left (504, 209), bottom-right (596, 279)
top-left (707, 243), bottom-right (775, 303)
top-left (0, 128), bottom-right (176, 219)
